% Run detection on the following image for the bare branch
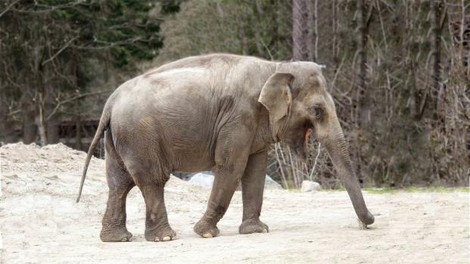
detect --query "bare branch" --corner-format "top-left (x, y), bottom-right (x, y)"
top-left (46, 90), bottom-right (111, 121)
top-left (8, 0), bottom-right (90, 14)
top-left (42, 36), bottom-right (79, 66)
top-left (0, 0), bottom-right (21, 18)
top-left (71, 37), bottom-right (144, 50)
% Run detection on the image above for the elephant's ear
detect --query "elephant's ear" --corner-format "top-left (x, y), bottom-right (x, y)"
top-left (258, 72), bottom-right (294, 140)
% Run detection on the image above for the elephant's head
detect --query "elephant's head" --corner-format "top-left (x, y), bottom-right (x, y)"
top-left (258, 61), bottom-right (375, 226)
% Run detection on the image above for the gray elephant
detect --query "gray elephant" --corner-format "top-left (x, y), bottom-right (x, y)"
top-left (76, 53), bottom-right (374, 242)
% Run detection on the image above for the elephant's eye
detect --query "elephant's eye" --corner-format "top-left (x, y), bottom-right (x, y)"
top-left (311, 106), bottom-right (324, 119)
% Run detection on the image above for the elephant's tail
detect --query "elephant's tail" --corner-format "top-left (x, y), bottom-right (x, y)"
top-left (76, 101), bottom-right (112, 203)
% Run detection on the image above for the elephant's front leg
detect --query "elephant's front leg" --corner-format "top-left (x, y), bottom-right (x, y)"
top-left (239, 150), bottom-right (269, 234)
top-left (193, 130), bottom-right (252, 238)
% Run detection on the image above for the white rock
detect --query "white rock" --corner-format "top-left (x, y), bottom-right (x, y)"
top-left (265, 175), bottom-right (283, 190)
top-left (188, 172), bottom-right (214, 187)
top-left (301, 180), bottom-right (321, 192)
top-left (187, 172), bottom-right (283, 190)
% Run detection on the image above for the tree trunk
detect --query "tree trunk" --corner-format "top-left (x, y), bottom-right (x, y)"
top-left (357, 0), bottom-right (372, 126)
top-left (74, 96), bottom-right (82, 150)
top-left (47, 119), bottom-right (60, 144)
top-left (0, 84), bottom-right (10, 143)
top-left (354, 0), bottom-right (373, 186)
top-left (22, 96), bottom-right (37, 144)
top-left (307, 0), bottom-right (318, 61)
top-left (292, 0), bottom-right (309, 61)
top-left (252, 1), bottom-right (266, 58)
top-left (332, 0), bottom-right (339, 69)
top-left (37, 89), bottom-right (47, 146)
top-left (433, 0), bottom-right (444, 126)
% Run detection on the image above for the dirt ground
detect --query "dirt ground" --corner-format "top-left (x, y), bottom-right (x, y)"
top-left (1, 143), bottom-right (469, 264)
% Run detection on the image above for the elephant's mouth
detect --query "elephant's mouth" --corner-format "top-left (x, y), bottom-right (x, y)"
top-left (304, 128), bottom-right (312, 150)
top-left (286, 127), bottom-right (313, 162)
top-left (296, 128), bottom-right (313, 161)
top-left (283, 119), bottom-right (314, 161)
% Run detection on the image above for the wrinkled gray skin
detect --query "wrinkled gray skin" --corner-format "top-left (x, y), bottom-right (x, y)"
top-left (77, 54), bottom-right (374, 242)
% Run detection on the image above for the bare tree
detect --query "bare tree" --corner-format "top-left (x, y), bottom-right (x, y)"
top-left (433, 0), bottom-right (445, 124)
top-left (292, 0), bottom-right (309, 60)
top-left (307, 0), bottom-right (319, 61)
top-left (357, 0), bottom-right (373, 126)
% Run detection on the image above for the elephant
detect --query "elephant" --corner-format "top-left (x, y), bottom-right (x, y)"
top-left (76, 53), bottom-right (374, 242)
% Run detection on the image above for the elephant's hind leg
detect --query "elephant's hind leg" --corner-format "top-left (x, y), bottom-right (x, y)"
top-left (101, 182), bottom-right (134, 242)
top-left (140, 184), bottom-right (176, 242)
top-left (101, 131), bottom-right (135, 242)
top-left (119, 135), bottom-right (176, 242)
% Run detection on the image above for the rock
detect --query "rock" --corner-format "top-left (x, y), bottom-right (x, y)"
top-left (265, 175), bottom-right (283, 190)
top-left (188, 172), bottom-right (214, 187)
top-left (301, 180), bottom-right (321, 192)
top-left (187, 172), bottom-right (283, 190)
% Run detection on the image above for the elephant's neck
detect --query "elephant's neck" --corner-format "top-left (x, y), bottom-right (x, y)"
top-left (252, 107), bottom-right (277, 149)
top-left (273, 114), bottom-right (290, 143)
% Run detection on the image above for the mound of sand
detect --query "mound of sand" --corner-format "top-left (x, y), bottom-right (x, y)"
top-left (0, 143), bottom-right (468, 263)
top-left (1, 142), bottom-right (201, 198)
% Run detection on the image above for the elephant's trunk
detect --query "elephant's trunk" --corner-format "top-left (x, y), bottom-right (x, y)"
top-left (321, 126), bottom-right (374, 226)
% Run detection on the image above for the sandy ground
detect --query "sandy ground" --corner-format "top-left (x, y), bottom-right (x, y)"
top-left (0, 143), bottom-right (469, 264)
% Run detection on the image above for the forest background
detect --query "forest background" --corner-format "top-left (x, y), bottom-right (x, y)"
top-left (0, 0), bottom-right (468, 189)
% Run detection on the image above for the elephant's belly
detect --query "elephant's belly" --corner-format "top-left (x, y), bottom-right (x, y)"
top-left (172, 148), bottom-right (215, 173)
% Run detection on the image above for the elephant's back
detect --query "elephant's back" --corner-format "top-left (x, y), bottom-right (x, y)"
top-left (144, 53), bottom-right (253, 75)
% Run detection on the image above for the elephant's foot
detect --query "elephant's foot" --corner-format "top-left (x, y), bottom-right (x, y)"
top-left (145, 225), bottom-right (177, 242)
top-left (100, 227), bottom-right (133, 242)
top-left (239, 219), bottom-right (269, 234)
top-left (194, 219), bottom-right (220, 238)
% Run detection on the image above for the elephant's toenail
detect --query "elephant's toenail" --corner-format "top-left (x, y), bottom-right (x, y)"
top-left (162, 236), bottom-right (171, 241)
top-left (202, 233), bottom-right (213, 238)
